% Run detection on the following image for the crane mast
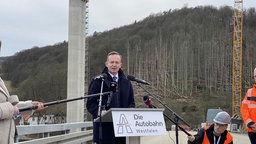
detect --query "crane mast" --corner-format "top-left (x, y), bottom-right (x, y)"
top-left (232, 0), bottom-right (243, 118)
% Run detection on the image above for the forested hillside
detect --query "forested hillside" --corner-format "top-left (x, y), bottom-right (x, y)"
top-left (2, 6), bottom-right (256, 127)
top-left (1, 42), bottom-right (68, 115)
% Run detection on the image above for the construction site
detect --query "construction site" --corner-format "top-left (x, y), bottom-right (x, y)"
top-left (1, 0), bottom-right (256, 143)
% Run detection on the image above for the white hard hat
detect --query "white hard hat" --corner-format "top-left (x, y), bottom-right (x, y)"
top-left (213, 111), bottom-right (230, 124)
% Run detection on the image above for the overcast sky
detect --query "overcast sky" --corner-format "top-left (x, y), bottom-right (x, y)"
top-left (0, 0), bottom-right (254, 56)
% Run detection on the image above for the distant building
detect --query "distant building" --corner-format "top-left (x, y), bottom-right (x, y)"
top-left (206, 108), bottom-right (222, 125)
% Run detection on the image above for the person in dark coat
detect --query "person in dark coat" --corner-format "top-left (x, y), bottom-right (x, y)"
top-left (86, 51), bottom-right (135, 144)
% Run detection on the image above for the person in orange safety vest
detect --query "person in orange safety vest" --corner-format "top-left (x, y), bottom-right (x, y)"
top-left (241, 67), bottom-right (256, 144)
top-left (187, 111), bottom-right (233, 144)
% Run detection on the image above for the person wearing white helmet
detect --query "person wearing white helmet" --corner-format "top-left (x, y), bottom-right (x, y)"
top-left (187, 111), bottom-right (233, 144)
top-left (241, 67), bottom-right (256, 144)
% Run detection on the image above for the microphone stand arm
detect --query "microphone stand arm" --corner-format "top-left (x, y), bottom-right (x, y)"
top-left (14, 91), bottom-right (113, 120)
top-left (97, 79), bottom-right (105, 117)
top-left (137, 84), bottom-right (190, 127)
top-left (97, 78), bottom-right (105, 144)
top-left (163, 113), bottom-right (191, 136)
top-left (18, 92), bottom-right (112, 112)
top-left (137, 83), bottom-right (191, 144)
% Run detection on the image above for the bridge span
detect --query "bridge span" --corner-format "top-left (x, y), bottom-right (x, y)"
top-left (16, 122), bottom-right (250, 144)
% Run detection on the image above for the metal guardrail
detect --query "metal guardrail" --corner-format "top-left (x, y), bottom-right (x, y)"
top-left (15, 121), bottom-right (93, 144)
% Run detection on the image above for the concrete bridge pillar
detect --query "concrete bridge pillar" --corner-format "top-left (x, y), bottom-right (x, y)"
top-left (67, 0), bottom-right (87, 123)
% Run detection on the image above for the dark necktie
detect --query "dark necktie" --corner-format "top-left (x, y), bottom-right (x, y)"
top-left (112, 76), bottom-right (119, 107)
top-left (113, 76), bottom-right (117, 82)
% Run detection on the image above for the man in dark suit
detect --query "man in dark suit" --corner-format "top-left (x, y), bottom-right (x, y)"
top-left (86, 51), bottom-right (135, 144)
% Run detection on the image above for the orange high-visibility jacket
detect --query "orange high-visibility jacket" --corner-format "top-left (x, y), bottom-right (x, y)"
top-left (241, 84), bottom-right (256, 132)
top-left (188, 124), bottom-right (233, 144)
top-left (201, 126), bottom-right (233, 144)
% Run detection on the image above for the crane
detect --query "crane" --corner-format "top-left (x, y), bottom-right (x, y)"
top-left (232, 0), bottom-right (243, 121)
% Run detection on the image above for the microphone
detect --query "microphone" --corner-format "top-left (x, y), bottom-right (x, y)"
top-left (94, 73), bottom-right (108, 80)
top-left (110, 81), bottom-right (117, 93)
top-left (107, 81), bottom-right (117, 107)
top-left (127, 75), bottom-right (150, 85)
top-left (143, 96), bottom-right (156, 108)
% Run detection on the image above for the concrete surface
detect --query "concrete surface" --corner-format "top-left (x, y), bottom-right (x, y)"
top-left (66, 0), bottom-right (86, 123)
top-left (140, 131), bottom-right (250, 144)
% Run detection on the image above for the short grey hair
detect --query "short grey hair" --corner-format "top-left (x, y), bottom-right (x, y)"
top-left (107, 51), bottom-right (122, 61)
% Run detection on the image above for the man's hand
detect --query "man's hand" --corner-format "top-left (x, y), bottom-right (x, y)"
top-left (22, 101), bottom-right (47, 121)
top-left (250, 123), bottom-right (256, 130)
top-left (187, 135), bottom-right (195, 142)
top-left (31, 101), bottom-right (47, 110)
top-left (13, 106), bottom-right (20, 115)
top-left (101, 110), bottom-right (107, 116)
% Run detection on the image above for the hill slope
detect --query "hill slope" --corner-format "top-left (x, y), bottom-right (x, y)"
top-left (2, 6), bottom-right (256, 127)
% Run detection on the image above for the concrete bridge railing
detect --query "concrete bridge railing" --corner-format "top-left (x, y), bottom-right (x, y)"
top-left (15, 121), bottom-right (93, 144)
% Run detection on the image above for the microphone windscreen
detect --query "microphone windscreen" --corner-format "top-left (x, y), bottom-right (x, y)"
top-left (145, 100), bottom-right (152, 106)
top-left (143, 96), bottom-right (149, 103)
top-left (143, 96), bottom-right (152, 106)
top-left (127, 75), bottom-right (135, 81)
top-left (110, 81), bottom-right (117, 92)
top-left (102, 73), bottom-right (108, 79)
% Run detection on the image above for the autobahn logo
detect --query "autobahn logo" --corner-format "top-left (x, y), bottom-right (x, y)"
top-left (116, 114), bottom-right (133, 134)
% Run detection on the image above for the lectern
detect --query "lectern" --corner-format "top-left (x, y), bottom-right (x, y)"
top-left (95, 108), bottom-right (166, 144)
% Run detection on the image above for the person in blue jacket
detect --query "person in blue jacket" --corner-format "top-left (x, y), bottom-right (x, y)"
top-left (86, 51), bottom-right (135, 144)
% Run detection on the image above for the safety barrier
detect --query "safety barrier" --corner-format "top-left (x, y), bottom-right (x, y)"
top-left (15, 121), bottom-right (93, 144)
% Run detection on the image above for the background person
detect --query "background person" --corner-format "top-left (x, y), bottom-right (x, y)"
top-left (0, 73), bottom-right (46, 144)
top-left (86, 51), bottom-right (135, 144)
top-left (0, 40), bottom-right (46, 144)
top-left (241, 67), bottom-right (256, 144)
top-left (187, 111), bottom-right (233, 144)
